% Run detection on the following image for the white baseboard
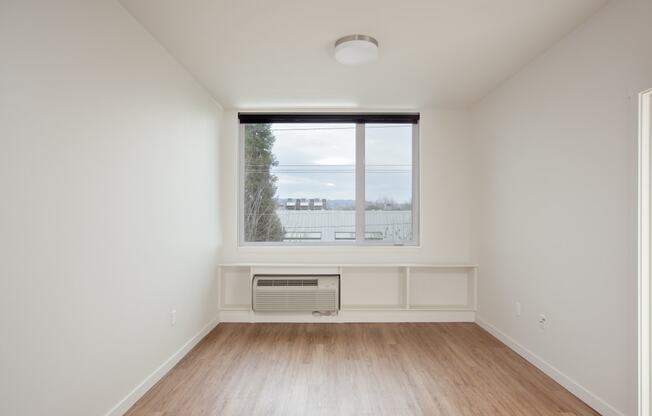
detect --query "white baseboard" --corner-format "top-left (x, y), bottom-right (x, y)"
top-left (476, 317), bottom-right (624, 416)
top-left (219, 309), bottom-right (475, 323)
top-left (104, 319), bottom-right (219, 416)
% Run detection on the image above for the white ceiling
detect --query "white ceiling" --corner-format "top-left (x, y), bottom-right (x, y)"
top-left (120, 0), bottom-right (607, 109)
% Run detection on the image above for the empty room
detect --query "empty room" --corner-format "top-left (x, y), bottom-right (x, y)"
top-left (2, 0), bottom-right (652, 415)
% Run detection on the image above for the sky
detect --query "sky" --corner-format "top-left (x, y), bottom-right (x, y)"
top-left (267, 123), bottom-right (413, 203)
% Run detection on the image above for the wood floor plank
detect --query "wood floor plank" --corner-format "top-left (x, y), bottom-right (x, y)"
top-left (125, 323), bottom-right (598, 416)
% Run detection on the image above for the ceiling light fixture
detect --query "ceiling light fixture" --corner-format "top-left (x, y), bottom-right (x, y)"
top-left (334, 34), bottom-right (379, 65)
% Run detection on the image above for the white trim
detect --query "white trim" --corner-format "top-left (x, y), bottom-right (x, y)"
top-left (104, 320), bottom-right (219, 416)
top-left (476, 317), bottom-right (624, 416)
top-left (218, 262), bottom-right (477, 268)
top-left (219, 310), bottom-right (475, 323)
top-left (638, 88), bottom-right (652, 416)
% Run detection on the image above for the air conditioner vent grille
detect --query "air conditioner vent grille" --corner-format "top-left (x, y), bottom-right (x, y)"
top-left (257, 279), bottom-right (318, 287)
top-left (253, 275), bottom-right (339, 312)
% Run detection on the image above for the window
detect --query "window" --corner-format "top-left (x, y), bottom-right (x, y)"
top-left (365, 124), bottom-right (414, 242)
top-left (239, 113), bottom-right (419, 245)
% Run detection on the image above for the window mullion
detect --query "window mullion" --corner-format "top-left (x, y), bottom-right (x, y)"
top-left (355, 123), bottom-right (365, 244)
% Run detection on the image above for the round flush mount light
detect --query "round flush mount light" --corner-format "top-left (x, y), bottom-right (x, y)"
top-left (334, 34), bottom-right (379, 65)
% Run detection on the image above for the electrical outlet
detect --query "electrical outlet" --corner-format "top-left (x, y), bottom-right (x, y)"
top-left (170, 309), bottom-right (177, 326)
top-left (539, 314), bottom-right (547, 329)
top-left (515, 302), bottom-right (521, 317)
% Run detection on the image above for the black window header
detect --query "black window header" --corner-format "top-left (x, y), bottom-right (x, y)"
top-left (238, 112), bottom-right (420, 124)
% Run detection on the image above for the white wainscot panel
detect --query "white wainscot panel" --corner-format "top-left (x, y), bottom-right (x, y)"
top-left (341, 266), bottom-right (407, 310)
top-left (219, 266), bottom-right (251, 309)
top-left (409, 267), bottom-right (473, 310)
top-left (217, 264), bottom-right (477, 320)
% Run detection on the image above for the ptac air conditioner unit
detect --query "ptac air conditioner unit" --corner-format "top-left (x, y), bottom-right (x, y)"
top-left (252, 274), bottom-right (339, 312)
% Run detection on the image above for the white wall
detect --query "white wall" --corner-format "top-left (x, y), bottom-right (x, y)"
top-left (471, 0), bottom-right (652, 415)
top-left (0, 2), bottom-right (222, 415)
top-left (218, 108), bottom-right (472, 264)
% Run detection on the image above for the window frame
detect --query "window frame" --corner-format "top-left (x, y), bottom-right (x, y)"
top-left (237, 113), bottom-right (420, 247)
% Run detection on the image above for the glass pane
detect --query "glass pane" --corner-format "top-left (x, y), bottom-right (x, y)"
top-left (365, 124), bottom-right (413, 242)
top-left (243, 123), bottom-right (355, 242)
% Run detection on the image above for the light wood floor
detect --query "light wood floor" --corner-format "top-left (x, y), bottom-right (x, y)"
top-left (126, 323), bottom-right (598, 416)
